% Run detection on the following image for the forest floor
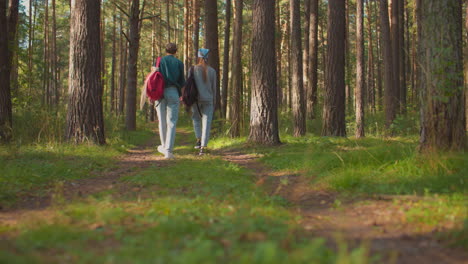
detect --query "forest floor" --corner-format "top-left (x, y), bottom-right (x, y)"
top-left (221, 149), bottom-right (468, 264)
top-left (1, 124), bottom-right (467, 264)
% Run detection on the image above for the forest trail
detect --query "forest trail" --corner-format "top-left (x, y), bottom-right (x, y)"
top-left (0, 131), bottom-right (163, 226)
top-left (2, 130), bottom-right (467, 264)
top-left (221, 149), bottom-right (468, 264)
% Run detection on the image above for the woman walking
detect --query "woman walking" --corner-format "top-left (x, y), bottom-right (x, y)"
top-left (191, 48), bottom-right (217, 155)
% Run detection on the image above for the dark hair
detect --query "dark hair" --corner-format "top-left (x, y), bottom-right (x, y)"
top-left (166, 43), bottom-right (177, 54)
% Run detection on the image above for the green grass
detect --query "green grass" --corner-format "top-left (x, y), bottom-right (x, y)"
top-left (0, 143), bottom-right (370, 264)
top-left (2, 111), bottom-right (466, 262)
top-left (214, 135), bottom-right (467, 196)
top-left (0, 120), bottom-right (155, 207)
top-left (211, 132), bottom-right (468, 248)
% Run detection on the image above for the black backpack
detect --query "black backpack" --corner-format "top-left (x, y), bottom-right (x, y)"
top-left (182, 66), bottom-right (199, 112)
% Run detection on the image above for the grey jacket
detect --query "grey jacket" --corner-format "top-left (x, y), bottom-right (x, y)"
top-left (192, 65), bottom-right (217, 104)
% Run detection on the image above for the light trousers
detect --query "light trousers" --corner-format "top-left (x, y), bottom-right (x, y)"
top-left (192, 102), bottom-right (214, 147)
top-left (155, 87), bottom-right (180, 153)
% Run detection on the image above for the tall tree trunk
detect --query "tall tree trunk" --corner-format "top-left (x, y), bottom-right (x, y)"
top-left (355, 0), bottom-right (364, 138)
top-left (192, 0), bottom-right (200, 60)
top-left (43, 0), bottom-right (49, 106)
top-left (279, 8), bottom-right (288, 106)
top-left (391, 0), bottom-right (401, 115)
top-left (183, 0), bottom-right (189, 70)
top-left (399, 0), bottom-right (406, 113)
top-left (275, 1), bottom-right (283, 104)
top-left (28, 0), bottom-right (33, 91)
top-left (0, 0), bottom-right (18, 143)
top-left (379, 0), bottom-right (396, 130)
top-left (367, 0), bottom-right (376, 113)
top-left (125, 0), bottom-right (142, 131)
top-left (375, 0), bottom-right (383, 110)
top-left (465, 0), bottom-right (468, 131)
top-left (204, 0), bottom-right (220, 113)
top-left (345, 0), bottom-right (352, 113)
top-left (221, 0), bottom-right (231, 118)
top-left (66, 0), bottom-right (105, 144)
top-left (51, 0), bottom-right (59, 106)
top-left (419, 0), bottom-right (466, 151)
top-left (100, 3), bottom-right (106, 110)
top-left (110, 11), bottom-right (116, 113)
top-left (166, 0), bottom-right (170, 42)
top-left (249, 0), bottom-right (280, 145)
top-left (119, 18), bottom-right (127, 115)
top-left (290, 0), bottom-right (305, 136)
top-left (307, 0), bottom-right (319, 119)
top-left (303, 0), bottom-right (310, 114)
top-left (322, 0), bottom-right (346, 137)
top-left (228, 0), bottom-right (243, 137)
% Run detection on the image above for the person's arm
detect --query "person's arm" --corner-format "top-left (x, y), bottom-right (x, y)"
top-left (211, 69), bottom-right (217, 106)
top-left (178, 61), bottom-right (186, 87)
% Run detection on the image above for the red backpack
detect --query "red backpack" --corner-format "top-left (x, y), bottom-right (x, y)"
top-left (145, 57), bottom-right (165, 101)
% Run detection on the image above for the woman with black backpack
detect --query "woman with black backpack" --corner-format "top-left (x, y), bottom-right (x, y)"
top-left (190, 48), bottom-right (217, 155)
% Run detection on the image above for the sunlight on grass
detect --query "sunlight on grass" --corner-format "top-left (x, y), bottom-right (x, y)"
top-left (0, 128), bottom-right (154, 206)
top-left (0, 159), bottom-right (369, 264)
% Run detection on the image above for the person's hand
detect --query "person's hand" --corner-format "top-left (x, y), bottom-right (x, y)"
top-left (151, 66), bottom-right (158, 72)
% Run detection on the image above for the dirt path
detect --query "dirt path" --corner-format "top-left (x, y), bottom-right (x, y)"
top-left (2, 132), bottom-right (467, 263)
top-left (0, 134), bottom-right (168, 226)
top-left (221, 149), bottom-right (468, 264)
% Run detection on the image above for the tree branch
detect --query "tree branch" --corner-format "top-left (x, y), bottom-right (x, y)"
top-left (121, 30), bottom-right (130, 43)
top-left (140, 14), bottom-right (160, 21)
top-left (113, 2), bottom-right (130, 18)
top-left (138, 0), bottom-right (147, 32)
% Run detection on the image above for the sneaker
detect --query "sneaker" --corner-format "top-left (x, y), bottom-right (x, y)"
top-left (157, 145), bottom-right (166, 155)
top-left (165, 152), bottom-right (175, 159)
top-left (198, 147), bottom-right (206, 156)
top-left (194, 139), bottom-right (201, 149)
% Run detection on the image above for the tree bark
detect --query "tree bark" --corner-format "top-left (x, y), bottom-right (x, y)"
top-left (290, 0), bottom-right (306, 137)
top-left (204, 0), bottom-right (220, 113)
top-left (192, 0), bottom-right (200, 60)
top-left (345, 0), bottom-right (352, 113)
top-left (228, 0), bottom-right (243, 137)
top-left (119, 18), bottom-right (127, 115)
top-left (322, 0), bottom-right (346, 137)
top-left (66, 0), bottom-right (105, 144)
top-left (399, 0), bottom-right (406, 113)
top-left (391, 0), bottom-right (401, 114)
top-left (43, 0), bottom-right (49, 106)
top-left (355, 0), bottom-right (365, 138)
top-left (367, 0), bottom-right (376, 113)
top-left (0, 0), bottom-right (18, 143)
top-left (221, 0), bottom-right (231, 118)
top-left (125, 0), bottom-right (141, 131)
top-left (166, 0), bottom-right (170, 42)
top-left (375, 0), bottom-right (383, 110)
top-left (28, 0), bottom-right (33, 91)
top-left (249, 0), bottom-right (280, 145)
top-left (52, 0), bottom-right (59, 105)
top-left (307, 0), bottom-right (319, 119)
top-left (419, 0), bottom-right (466, 151)
top-left (380, 0), bottom-right (397, 130)
top-left (303, 0), bottom-right (310, 114)
top-left (465, 0), bottom-right (468, 131)
top-left (110, 10), bottom-right (116, 113)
